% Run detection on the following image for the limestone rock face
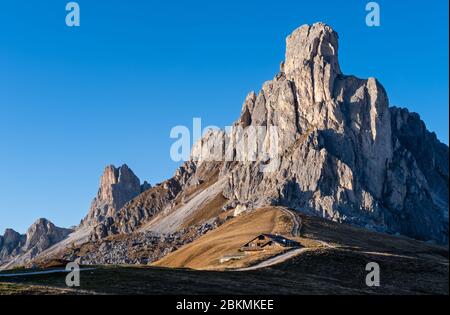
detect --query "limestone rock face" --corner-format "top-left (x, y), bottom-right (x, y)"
top-left (81, 164), bottom-right (144, 228)
top-left (101, 160), bottom-right (203, 237)
top-left (0, 229), bottom-right (24, 261)
top-left (161, 22), bottom-right (444, 244)
top-left (284, 23), bottom-right (341, 105)
top-left (85, 23), bottom-right (447, 245)
top-left (0, 220), bottom-right (72, 267)
top-left (215, 22), bottom-right (448, 244)
top-left (23, 219), bottom-right (72, 257)
top-left (40, 22), bottom-right (446, 250)
top-left (385, 107), bottom-right (449, 241)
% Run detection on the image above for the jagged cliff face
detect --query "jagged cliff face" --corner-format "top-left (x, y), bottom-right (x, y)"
top-left (0, 219), bottom-right (72, 267)
top-left (0, 229), bottom-right (25, 262)
top-left (23, 219), bottom-right (72, 256)
top-left (0, 165), bottom-right (150, 269)
top-left (87, 23), bottom-right (447, 245)
top-left (81, 164), bottom-right (151, 229)
top-left (94, 160), bottom-right (214, 238)
top-left (216, 23), bottom-right (448, 244)
top-left (15, 22), bottom-right (446, 266)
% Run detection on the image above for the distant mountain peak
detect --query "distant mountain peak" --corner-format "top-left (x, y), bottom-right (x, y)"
top-left (80, 164), bottom-right (149, 229)
top-left (6, 22), bottom-right (448, 271)
top-left (77, 23), bottom-right (448, 245)
top-left (0, 219), bottom-right (72, 268)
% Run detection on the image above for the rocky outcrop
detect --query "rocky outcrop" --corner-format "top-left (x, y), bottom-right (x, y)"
top-left (385, 107), bottom-right (449, 241)
top-left (216, 23), bottom-right (448, 244)
top-left (79, 23), bottom-right (447, 245)
top-left (18, 22), bottom-right (448, 271)
top-left (0, 229), bottom-right (25, 262)
top-left (93, 161), bottom-right (220, 238)
top-left (0, 219), bottom-right (72, 268)
top-left (23, 219), bottom-right (73, 257)
top-left (81, 164), bottom-right (150, 228)
top-left (1, 164), bottom-right (150, 269)
top-left (61, 221), bottom-right (218, 266)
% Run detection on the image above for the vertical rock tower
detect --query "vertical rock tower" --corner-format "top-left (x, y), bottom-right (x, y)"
top-left (218, 23), bottom-right (448, 243)
top-left (81, 164), bottom-right (149, 228)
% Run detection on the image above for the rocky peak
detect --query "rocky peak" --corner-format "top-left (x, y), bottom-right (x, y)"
top-left (0, 219), bottom-right (72, 267)
top-left (98, 164), bottom-right (141, 211)
top-left (285, 23), bottom-right (340, 72)
top-left (284, 23), bottom-right (341, 104)
top-left (0, 229), bottom-right (23, 254)
top-left (81, 164), bottom-right (146, 228)
top-left (219, 23), bottom-right (448, 244)
top-left (0, 229), bottom-right (24, 262)
top-left (24, 218), bottom-right (72, 253)
top-left (60, 23), bottom-right (447, 247)
top-left (141, 181), bottom-right (152, 193)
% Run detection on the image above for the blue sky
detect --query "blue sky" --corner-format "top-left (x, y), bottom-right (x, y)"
top-left (0, 0), bottom-right (448, 233)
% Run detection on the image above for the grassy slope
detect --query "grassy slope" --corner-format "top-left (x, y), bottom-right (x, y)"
top-left (1, 209), bottom-right (447, 295)
top-left (152, 207), bottom-right (300, 270)
top-left (1, 246), bottom-right (447, 295)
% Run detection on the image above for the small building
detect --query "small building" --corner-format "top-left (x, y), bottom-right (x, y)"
top-left (240, 234), bottom-right (301, 252)
top-left (219, 253), bottom-right (246, 264)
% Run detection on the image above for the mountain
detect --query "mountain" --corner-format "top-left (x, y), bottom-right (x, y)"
top-left (216, 23), bottom-right (449, 244)
top-left (0, 219), bottom-right (72, 269)
top-left (82, 22), bottom-right (448, 246)
top-left (0, 229), bottom-right (25, 262)
top-left (3, 208), bottom-right (448, 295)
top-left (0, 164), bottom-right (151, 269)
top-left (2, 22), bottom-right (448, 271)
top-left (80, 164), bottom-right (151, 237)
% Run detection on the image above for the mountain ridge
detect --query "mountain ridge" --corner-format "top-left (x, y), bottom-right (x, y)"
top-left (93, 22), bottom-right (447, 245)
top-left (1, 22), bottom-right (448, 270)
top-left (0, 218), bottom-right (72, 268)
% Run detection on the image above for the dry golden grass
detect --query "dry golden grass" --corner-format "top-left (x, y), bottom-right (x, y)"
top-left (2, 208), bottom-right (447, 295)
top-left (152, 207), bottom-right (295, 270)
top-left (299, 214), bottom-right (449, 262)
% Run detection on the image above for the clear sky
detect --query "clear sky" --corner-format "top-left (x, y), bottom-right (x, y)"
top-left (0, 0), bottom-right (448, 233)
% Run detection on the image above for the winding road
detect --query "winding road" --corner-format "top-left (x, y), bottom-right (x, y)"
top-left (237, 208), bottom-right (337, 271)
top-left (237, 247), bottom-right (308, 271)
top-left (0, 268), bottom-right (95, 277)
top-left (236, 208), bottom-right (305, 271)
top-left (280, 208), bottom-right (301, 237)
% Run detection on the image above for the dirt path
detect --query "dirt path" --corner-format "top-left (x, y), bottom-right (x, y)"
top-left (280, 208), bottom-right (301, 237)
top-left (236, 240), bottom-right (338, 271)
top-left (0, 268), bottom-right (95, 278)
top-left (236, 208), bottom-right (305, 271)
top-left (236, 209), bottom-right (337, 271)
top-left (236, 248), bottom-right (309, 271)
